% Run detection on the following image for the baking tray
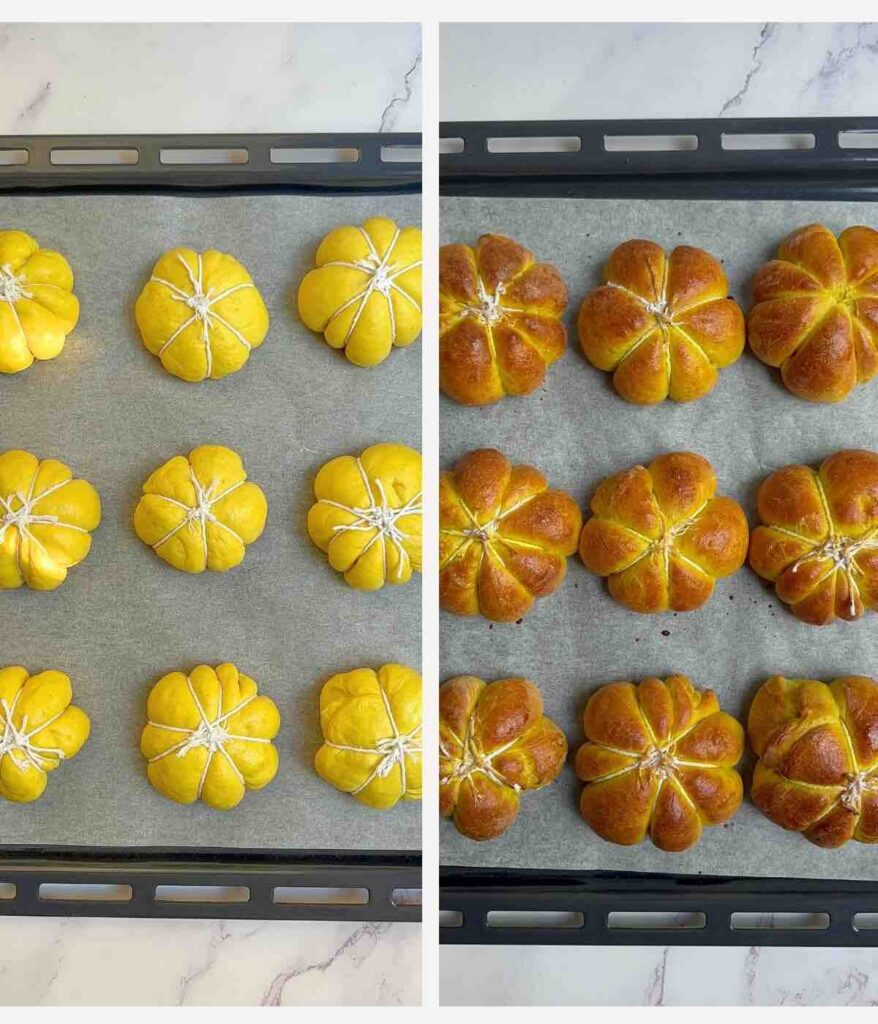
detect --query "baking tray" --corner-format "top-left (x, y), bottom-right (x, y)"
top-left (440, 117), bottom-right (878, 945)
top-left (0, 133), bottom-right (421, 921)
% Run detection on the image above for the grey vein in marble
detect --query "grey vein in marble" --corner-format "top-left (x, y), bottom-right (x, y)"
top-left (260, 922), bottom-right (390, 1006)
top-left (379, 49), bottom-right (422, 132)
top-left (719, 22), bottom-right (776, 116)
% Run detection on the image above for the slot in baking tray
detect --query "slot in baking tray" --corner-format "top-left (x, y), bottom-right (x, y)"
top-left (439, 116), bottom-right (878, 945)
top-left (0, 132), bottom-right (421, 922)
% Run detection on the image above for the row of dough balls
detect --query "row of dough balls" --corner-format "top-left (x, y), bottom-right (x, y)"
top-left (439, 224), bottom-right (878, 405)
top-left (439, 446), bottom-right (878, 627)
top-left (0, 442), bottom-right (422, 592)
top-left (440, 672), bottom-right (878, 852)
top-left (0, 662), bottom-right (422, 812)
top-left (0, 217), bottom-right (422, 378)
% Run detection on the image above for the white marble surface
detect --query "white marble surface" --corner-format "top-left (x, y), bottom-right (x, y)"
top-left (439, 20), bottom-right (878, 1008)
top-left (440, 21), bottom-right (878, 120)
top-left (0, 21), bottom-right (421, 1009)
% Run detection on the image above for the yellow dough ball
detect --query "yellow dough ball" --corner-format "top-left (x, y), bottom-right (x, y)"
top-left (135, 247), bottom-right (269, 382)
top-left (0, 666), bottom-right (90, 803)
top-left (0, 449), bottom-right (101, 591)
top-left (307, 442), bottom-right (422, 591)
top-left (141, 663), bottom-right (280, 811)
top-left (315, 663), bottom-right (422, 809)
top-left (134, 445), bottom-right (267, 574)
top-left (297, 216), bottom-right (422, 367)
top-left (0, 230), bottom-right (80, 374)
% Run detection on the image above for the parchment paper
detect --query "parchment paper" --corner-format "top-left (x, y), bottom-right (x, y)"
top-left (440, 196), bottom-right (878, 879)
top-left (0, 193), bottom-right (421, 851)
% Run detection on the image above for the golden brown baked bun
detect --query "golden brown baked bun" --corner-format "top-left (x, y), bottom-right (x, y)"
top-left (439, 234), bottom-right (568, 405)
top-left (440, 448), bottom-right (582, 622)
top-left (749, 674), bottom-right (878, 847)
top-left (575, 675), bottom-right (744, 851)
top-left (440, 675), bottom-right (568, 841)
top-left (748, 224), bottom-right (878, 403)
top-left (579, 451), bottom-right (748, 613)
top-left (749, 449), bottom-right (878, 626)
top-left (578, 239), bottom-right (744, 404)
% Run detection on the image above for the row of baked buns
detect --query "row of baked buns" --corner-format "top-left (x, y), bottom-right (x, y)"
top-left (0, 218), bottom-right (422, 378)
top-left (439, 447), bottom-right (878, 627)
top-left (0, 662), bottom-right (422, 812)
top-left (0, 443), bottom-right (422, 593)
top-left (439, 224), bottom-right (878, 405)
top-left (439, 672), bottom-right (878, 851)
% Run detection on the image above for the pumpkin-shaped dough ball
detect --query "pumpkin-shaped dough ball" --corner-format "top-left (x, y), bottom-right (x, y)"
top-left (749, 675), bottom-right (878, 847)
top-left (134, 445), bottom-right (267, 574)
top-left (748, 225), bottom-right (878, 402)
top-left (0, 230), bottom-right (80, 374)
top-left (315, 663), bottom-right (422, 809)
top-left (439, 448), bottom-right (582, 622)
top-left (141, 662), bottom-right (280, 811)
top-left (0, 449), bottom-right (101, 591)
top-left (579, 451), bottom-right (749, 613)
top-left (307, 442), bottom-right (422, 591)
top-left (575, 675), bottom-right (744, 851)
top-left (439, 234), bottom-right (568, 405)
top-left (439, 675), bottom-right (567, 841)
top-left (135, 247), bottom-right (269, 382)
top-left (0, 666), bottom-right (90, 803)
top-left (297, 216), bottom-right (422, 367)
top-left (578, 239), bottom-right (745, 404)
top-left (749, 449), bottom-right (878, 625)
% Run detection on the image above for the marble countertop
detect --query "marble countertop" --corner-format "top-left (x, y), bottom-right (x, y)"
top-left (0, 21), bottom-right (421, 1009)
top-left (438, 20), bottom-right (878, 1009)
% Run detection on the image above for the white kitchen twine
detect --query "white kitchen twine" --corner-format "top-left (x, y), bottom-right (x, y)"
top-left (0, 691), bottom-right (67, 774)
top-left (149, 466), bottom-right (247, 563)
top-left (324, 683), bottom-right (421, 797)
top-left (320, 457), bottom-right (421, 583)
top-left (439, 719), bottom-right (522, 796)
top-left (322, 225), bottom-right (422, 347)
top-left (0, 263), bottom-right (32, 305)
top-left (153, 252), bottom-right (256, 377)
top-left (786, 529), bottom-right (877, 617)
top-left (0, 477), bottom-right (88, 582)
top-left (147, 675), bottom-right (271, 799)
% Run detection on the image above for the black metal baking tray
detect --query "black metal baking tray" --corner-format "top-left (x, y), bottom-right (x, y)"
top-left (439, 115), bottom-right (878, 946)
top-left (0, 132), bottom-right (421, 923)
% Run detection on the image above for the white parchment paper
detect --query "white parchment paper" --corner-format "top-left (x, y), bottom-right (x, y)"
top-left (0, 193), bottom-right (421, 852)
top-left (440, 196), bottom-right (878, 879)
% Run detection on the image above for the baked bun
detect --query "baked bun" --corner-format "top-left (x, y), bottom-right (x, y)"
top-left (579, 451), bottom-right (748, 613)
top-left (749, 449), bottom-right (878, 625)
top-left (440, 675), bottom-right (567, 841)
top-left (575, 675), bottom-right (744, 851)
top-left (440, 448), bottom-right (582, 622)
top-left (748, 224), bottom-right (878, 402)
top-left (578, 239), bottom-right (744, 403)
top-left (749, 674), bottom-right (878, 847)
top-left (439, 234), bottom-right (567, 405)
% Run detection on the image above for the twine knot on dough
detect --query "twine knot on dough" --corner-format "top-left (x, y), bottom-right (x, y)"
top-left (0, 695), bottom-right (66, 772)
top-left (639, 744), bottom-right (679, 781)
top-left (147, 677), bottom-right (271, 799)
top-left (324, 459), bottom-right (422, 582)
top-left (320, 225), bottom-right (422, 348)
top-left (788, 529), bottom-right (877, 616)
top-left (839, 768), bottom-right (878, 813)
top-left (440, 725), bottom-right (523, 795)
top-left (324, 684), bottom-right (421, 796)
top-left (0, 264), bottom-right (32, 304)
top-left (184, 285), bottom-right (214, 322)
top-left (0, 491), bottom-right (61, 543)
top-left (463, 280), bottom-right (505, 325)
